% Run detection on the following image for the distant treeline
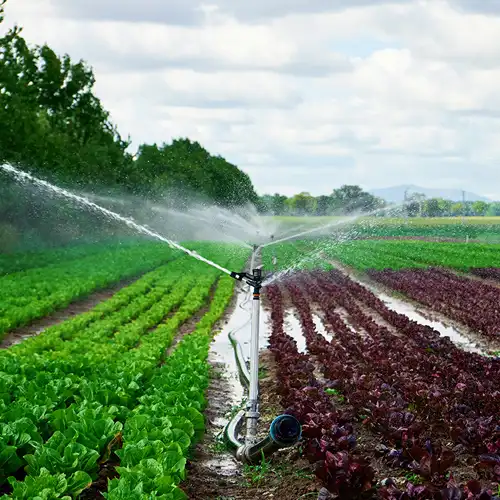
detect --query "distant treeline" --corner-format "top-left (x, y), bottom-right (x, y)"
top-left (401, 194), bottom-right (500, 217)
top-left (257, 189), bottom-right (500, 217)
top-left (256, 186), bottom-right (386, 216)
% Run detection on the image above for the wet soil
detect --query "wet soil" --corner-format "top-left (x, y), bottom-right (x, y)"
top-left (0, 277), bottom-right (140, 349)
top-left (183, 350), bottom-right (323, 499)
top-left (326, 258), bottom-right (496, 354)
top-left (278, 293), bottom-right (496, 492)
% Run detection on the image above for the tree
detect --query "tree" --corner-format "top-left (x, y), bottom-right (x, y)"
top-left (132, 139), bottom-right (257, 207)
top-left (331, 185), bottom-right (385, 214)
top-left (487, 202), bottom-right (500, 216)
top-left (422, 198), bottom-right (443, 217)
top-left (316, 195), bottom-right (333, 216)
top-left (287, 192), bottom-right (316, 215)
top-left (438, 199), bottom-right (453, 217)
top-left (0, 4), bottom-right (260, 250)
top-left (472, 201), bottom-right (488, 216)
top-left (405, 193), bottom-right (426, 217)
top-left (450, 202), bottom-right (464, 217)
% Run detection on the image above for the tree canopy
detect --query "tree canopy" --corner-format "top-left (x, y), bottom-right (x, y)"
top-left (0, 0), bottom-right (256, 203)
top-left (257, 186), bottom-right (386, 216)
top-left (0, 2), bottom-right (257, 248)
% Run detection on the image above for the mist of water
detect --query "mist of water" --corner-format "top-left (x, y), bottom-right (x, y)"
top-left (262, 204), bottom-right (404, 286)
top-left (148, 205), bottom-right (255, 249)
top-left (0, 164), bottom-right (234, 275)
top-left (80, 190), bottom-right (280, 248)
top-left (261, 204), bottom-right (403, 249)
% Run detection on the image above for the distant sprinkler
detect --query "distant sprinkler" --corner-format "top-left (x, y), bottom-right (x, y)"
top-left (271, 235), bottom-right (276, 270)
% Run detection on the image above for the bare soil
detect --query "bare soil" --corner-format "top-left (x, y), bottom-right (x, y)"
top-left (0, 277), bottom-right (140, 349)
top-left (182, 350), bottom-right (323, 499)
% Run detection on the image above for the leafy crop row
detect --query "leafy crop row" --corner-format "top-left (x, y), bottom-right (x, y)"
top-left (294, 271), bottom-right (500, 459)
top-left (471, 268), bottom-right (500, 282)
top-left (266, 284), bottom-right (374, 498)
top-left (317, 239), bottom-right (500, 271)
top-left (265, 270), bottom-right (500, 498)
top-left (368, 268), bottom-right (500, 343)
top-left (0, 240), bottom-right (146, 276)
top-left (0, 242), bottom-right (182, 338)
top-left (105, 274), bottom-right (239, 499)
top-left (341, 240), bottom-right (500, 270)
top-left (322, 241), bottom-right (421, 270)
top-left (0, 244), bottom-right (249, 498)
top-left (261, 240), bottom-right (334, 274)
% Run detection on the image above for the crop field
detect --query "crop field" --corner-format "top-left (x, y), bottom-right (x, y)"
top-left (266, 269), bottom-right (500, 498)
top-left (268, 216), bottom-right (500, 242)
top-left (0, 242), bottom-right (249, 498)
top-left (1, 233), bottom-right (500, 499)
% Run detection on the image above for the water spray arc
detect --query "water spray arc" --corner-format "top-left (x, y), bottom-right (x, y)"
top-left (1, 164), bottom-right (301, 464)
top-left (0, 164), bottom-right (233, 275)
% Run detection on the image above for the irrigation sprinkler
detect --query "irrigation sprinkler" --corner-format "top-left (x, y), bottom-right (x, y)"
top-left (270, 234), bottom-right (277, 272)
top-left (227, 245), bottom-right (302, 463)
top-left (229, 267), bottom-right (262, 445)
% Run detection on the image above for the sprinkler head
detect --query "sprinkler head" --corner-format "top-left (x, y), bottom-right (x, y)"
top-left (230, 269), bottom-right (263, 291)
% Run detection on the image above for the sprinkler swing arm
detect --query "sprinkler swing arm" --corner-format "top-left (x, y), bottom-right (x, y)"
top-left (230, 268), bottom-right (263, 291)
top-left (228, 260), bottom-right (301, 464)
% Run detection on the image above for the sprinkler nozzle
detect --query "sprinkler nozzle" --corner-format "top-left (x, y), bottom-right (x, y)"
top-left (229, 268), bottom-right (263, 291)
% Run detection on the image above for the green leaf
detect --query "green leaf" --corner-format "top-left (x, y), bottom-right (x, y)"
top-left (0, 445), bottom-right (23, 478)
top-left (66, 471), bottom-right (92, 495)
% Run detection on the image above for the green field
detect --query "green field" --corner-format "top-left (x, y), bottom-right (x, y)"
top-left (262, 238), bottom-right (500, 272)
top-left (0, 241), bottom-right (249, 498)
top-left (1, 236), bottom-right (500, 498)
top-left (268, 216), bottom-right (500, 242)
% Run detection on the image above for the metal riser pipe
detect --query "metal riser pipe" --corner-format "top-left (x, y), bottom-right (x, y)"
top-left (226, 243), bottom-right (301, 461)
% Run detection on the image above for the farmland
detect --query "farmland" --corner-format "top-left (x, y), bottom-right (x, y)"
top-left (0, 242), bottom-right (249, 498)
top-left (266, 216), bottom-right (500, 242)
top-left (1, 230), bottom-right (500, 499)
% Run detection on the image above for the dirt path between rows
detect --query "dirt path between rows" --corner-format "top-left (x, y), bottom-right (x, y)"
top-left (0, 276), bottom-right (142, 349)
top-left (183, 350), bottom-right (322, 499)
top-left (183, 271), bottom-right (322, 499)
top-left (324, 258), bottom-right (499, 354)
top-left (165, 281), bottom-right (219, 357)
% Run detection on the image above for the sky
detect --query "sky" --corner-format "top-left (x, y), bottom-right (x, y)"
top-left (2, 0), bottom-right (500, 198)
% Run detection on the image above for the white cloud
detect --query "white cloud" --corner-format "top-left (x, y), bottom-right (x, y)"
top-left (3, 0), bottom-right (500, 199)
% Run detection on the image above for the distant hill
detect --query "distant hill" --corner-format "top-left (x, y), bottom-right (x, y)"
top-left (370, 185), bottom-right (491, 203)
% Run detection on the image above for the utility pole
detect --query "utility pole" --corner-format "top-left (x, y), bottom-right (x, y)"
top-left (462, 190), bottom-right (469, 243)
top-left (462, 190), bottom-right (466, 225)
